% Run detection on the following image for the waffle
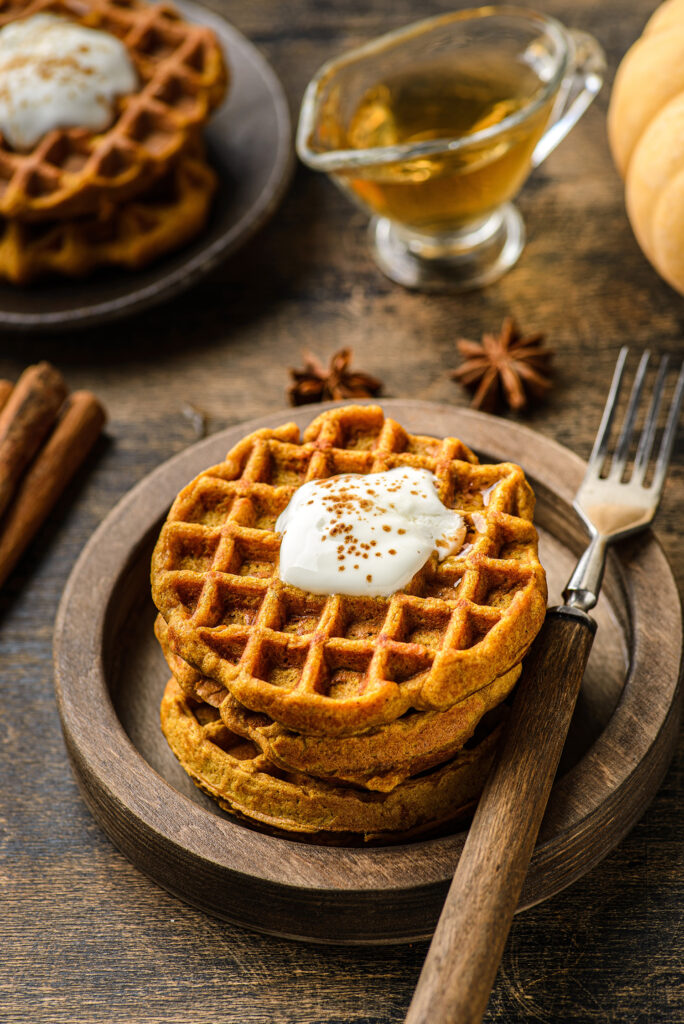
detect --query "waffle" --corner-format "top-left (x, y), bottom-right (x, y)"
top-left (156, 612), bottom-right (521, 791)
top-left (152, 406), bottom-right (547, 737)
top-left (0, 0), bottom-right (227, 221)
top-left (0, 151), bottom-right (216, 282)
top-left (155, 613), bottom-right (229, 706)
top-left (160, 677), bottom-right (502, 837)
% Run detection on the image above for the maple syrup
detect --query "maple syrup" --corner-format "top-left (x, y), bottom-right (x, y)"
top-left (326, 60), bottom-right (553, 231)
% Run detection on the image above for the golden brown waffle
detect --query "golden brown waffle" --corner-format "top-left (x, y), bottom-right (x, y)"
top-left (160, 677), bottom-right (502, 837)
top-left (156, 613), bottom-right (521, 791)
top-left (155, 613), bottom-right (229, 706)
top-left (0, 0), bottom-right (227, 220)
top-left (152, 406), bottom-right (547, 737)
top-left (0, 150), bottom-right (216, 282)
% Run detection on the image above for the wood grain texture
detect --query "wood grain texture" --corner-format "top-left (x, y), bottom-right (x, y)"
top-left (406, 610), bottom-right (596, 1024)
top-left (1, 0), bottom-right (683, 1021)
top-left (52, 401), bottom-right (681, 945)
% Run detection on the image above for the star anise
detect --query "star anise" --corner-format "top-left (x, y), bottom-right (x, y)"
top-left (450, 318), bottom-right (553, 413)
top-left (288, 348), bottom-right (383, 406)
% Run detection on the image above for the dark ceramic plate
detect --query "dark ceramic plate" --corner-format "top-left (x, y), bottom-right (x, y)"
top-left (0, 0), bottom-right (293, 331)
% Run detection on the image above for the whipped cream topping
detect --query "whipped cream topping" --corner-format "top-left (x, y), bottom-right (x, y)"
top-left (0, 14), bottom-right (138, 151)
top-left (276, 467), bottom-right (466, 597)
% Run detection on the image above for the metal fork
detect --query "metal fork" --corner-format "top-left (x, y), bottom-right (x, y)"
top-left (406, 348), bottom-right (684, 1024)
top-left (565, 347), bottom-right (684, 612)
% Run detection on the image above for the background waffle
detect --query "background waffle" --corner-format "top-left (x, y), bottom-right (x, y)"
top-left (152, 406), bottom-right (547, 737)
top-left (156, 612), bottom-right (521, 791)
top-left (0, 0), bottom-right (227, 221)
top-left (0, 150), bottom-right (216, 282)
top-left (160, 678), bottom-right (502, 837)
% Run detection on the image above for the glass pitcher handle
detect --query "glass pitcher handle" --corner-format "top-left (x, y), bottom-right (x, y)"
top-left (532, 29), bottom-right (606, 168)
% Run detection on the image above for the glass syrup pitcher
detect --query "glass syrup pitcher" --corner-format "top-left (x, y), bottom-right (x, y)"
top-left (297, 7), bottom-right (605, 292)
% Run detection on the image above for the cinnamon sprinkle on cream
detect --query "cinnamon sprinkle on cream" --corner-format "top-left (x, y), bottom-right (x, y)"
top-left (275, 467), bottom-right (466, 597)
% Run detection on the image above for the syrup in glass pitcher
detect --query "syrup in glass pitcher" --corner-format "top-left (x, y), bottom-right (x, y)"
top-left (297, 8), bottom-right (605, 291)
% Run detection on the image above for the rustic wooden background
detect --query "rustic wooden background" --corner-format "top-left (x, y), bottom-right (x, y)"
top-left (1, 1), bottom-right (682, 1021)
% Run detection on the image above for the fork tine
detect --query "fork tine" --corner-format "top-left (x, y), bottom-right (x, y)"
top-left (633, 355), bottom-right (669, 480)
top-left (587, 347), bottom-right (629, 473)
top-left (609, 350), bottom-right (650, 477)
top-left (651, 360), bottom-right (684, 494)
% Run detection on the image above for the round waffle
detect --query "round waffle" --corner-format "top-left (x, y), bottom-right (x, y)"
top-left (156, 613), bottom-right (521, 791)
top-left (160, 677), bottom-right (502, 837)
top-left (0, 150), bottom-right (216, 282)
top-left (0, 0), bottom-right (227, 221)
top-left (152, 406), bottom-right (547, 736)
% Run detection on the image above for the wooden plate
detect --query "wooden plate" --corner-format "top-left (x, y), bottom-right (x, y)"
top-left (0, 1), bottom-right (293, 331)
top-left (53, 401), bottom-right (683, 944)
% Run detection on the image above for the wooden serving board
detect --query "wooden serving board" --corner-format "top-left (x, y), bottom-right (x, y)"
top-left (53, 401), bottom-right (682, 944)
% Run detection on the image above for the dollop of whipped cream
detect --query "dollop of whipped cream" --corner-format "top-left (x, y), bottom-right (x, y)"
top-left (276, 467), bottom-right (466, 597)
top-left (0, 14), bottom-right (138, 151)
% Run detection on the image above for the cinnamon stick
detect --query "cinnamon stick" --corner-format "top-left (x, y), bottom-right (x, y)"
top-left (0, 380), bottom-right (13, 414)
top-left (0, 362), bottom-right (67, 521)
top-left (0, 391), bottom-right (106, 589)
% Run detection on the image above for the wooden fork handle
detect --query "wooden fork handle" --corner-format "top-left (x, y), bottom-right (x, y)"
top-left (405, 607), bottom-right (596, 1024)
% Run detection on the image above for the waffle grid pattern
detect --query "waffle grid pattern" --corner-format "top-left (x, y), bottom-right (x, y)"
top-left (153, 407), bottom-right (547, 737)
top-left (0, 150), bottom-right (216, 281)
top-left (160, 677), bottom-right (501, 837)
top-left (0, 0), bottom-right (227, 220)
top-left (155, 612), bottom-right (521, 791)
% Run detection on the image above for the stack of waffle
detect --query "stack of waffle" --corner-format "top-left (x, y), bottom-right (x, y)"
top-left (0, 0), bottom-right (227, 283)
top-left (151, 406), bottom-right (548, 840)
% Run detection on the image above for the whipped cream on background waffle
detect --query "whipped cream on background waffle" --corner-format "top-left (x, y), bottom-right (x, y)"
top-left (276, 466), bottom-right (466, 597)
top-left (0, 13), bottom-right (137, 150)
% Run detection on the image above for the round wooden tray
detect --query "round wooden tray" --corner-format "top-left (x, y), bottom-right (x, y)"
top-left (53, 401), bottom-right (683, 944)
top-left (0, 0), bottom-right (293, 330)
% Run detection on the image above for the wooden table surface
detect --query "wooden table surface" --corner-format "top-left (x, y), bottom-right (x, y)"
top-left (1, 1), bottom-right (682, 1021)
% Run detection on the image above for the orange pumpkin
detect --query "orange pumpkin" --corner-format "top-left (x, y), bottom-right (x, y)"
top-left (608, 0), bottom-right (684, 293)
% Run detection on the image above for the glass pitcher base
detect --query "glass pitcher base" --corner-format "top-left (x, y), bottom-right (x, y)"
top-left (369, 204), bottom-right (525, 292)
